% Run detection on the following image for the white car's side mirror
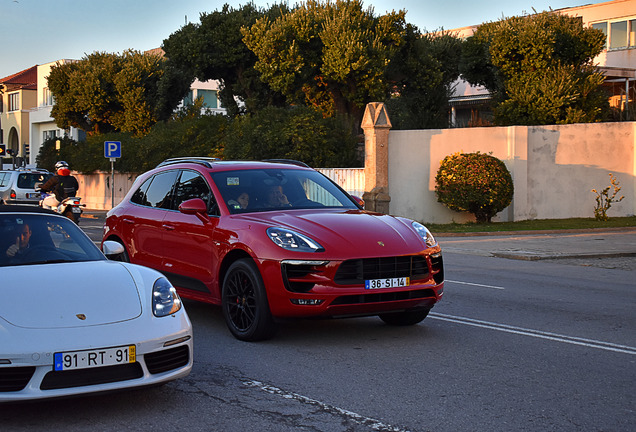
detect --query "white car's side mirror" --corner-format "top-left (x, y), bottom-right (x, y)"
top-left (102, 240), bottom-right (125, 258)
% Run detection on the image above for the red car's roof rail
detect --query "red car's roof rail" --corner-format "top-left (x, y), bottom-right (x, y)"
top-left (156, 157), bottom-right (221, 168)
top-left (262, 159), bottom-right (310, 168)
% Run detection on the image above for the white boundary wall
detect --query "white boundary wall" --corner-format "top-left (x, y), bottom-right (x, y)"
top-left (74, 122), bottom-right (635, 224)
top-left (388, 122), bottom-right (636, 223)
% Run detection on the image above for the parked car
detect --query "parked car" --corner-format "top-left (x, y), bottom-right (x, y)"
top-left (0, 205), bottom-right (192, 402)
top-left (0, 168), bottom-right (53, 205)
top-left (103, 158), bottom-right (444, 341)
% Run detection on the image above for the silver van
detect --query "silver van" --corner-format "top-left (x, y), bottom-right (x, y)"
top-left (0, 169), bottom-right (53, 205)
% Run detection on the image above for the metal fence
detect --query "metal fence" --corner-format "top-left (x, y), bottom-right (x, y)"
top-left (316, 168), bottom-right (365, 197)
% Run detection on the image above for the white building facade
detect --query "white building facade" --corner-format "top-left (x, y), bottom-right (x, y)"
top-left (449, 0), bottom-right (636, 127)
top-left (28, 60), bottom-right (85, 166)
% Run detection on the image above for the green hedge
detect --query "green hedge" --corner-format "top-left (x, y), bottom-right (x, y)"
top-left (37, 106), bottom-right (361, 173)
top-left (435, 152), bottom-right (514, 223)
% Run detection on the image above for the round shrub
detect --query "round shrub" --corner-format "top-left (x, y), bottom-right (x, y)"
top-left (435, 152), bottom-right (514, 223)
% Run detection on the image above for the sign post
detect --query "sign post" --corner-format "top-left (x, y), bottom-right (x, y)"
top-left (104, 141), bottom-right (122, 209)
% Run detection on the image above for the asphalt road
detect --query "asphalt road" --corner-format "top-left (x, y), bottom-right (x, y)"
top-left (2, 217), bottom-right (634, 431)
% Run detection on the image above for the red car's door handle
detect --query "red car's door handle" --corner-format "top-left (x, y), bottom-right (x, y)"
top-left (162, 224), bottom-right (175, 231)
top-left (123, 218), bottom-right (135, 224)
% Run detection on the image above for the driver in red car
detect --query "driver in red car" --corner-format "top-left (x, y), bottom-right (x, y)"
top-left (264, 185), bottom-right (291, 207)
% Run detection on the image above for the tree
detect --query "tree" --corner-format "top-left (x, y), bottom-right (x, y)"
top-left (223, 106), bottom-right (360, 167)
top-left (386, 28), bottom-right (463, 129)
top-left (459, 11), bottom-right (608, 125)
top-left (242, 0), bottom-right (406, 129)
top-left (162, 3), bottom-right (287, 117)
top-left (47, 50), bottom-right (189, 136)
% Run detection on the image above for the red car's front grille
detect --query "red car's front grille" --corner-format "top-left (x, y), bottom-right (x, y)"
top-left (334, 256), bottom-right (429, 285)
top-left (330, 288), bottom-right (437, 306)
top-left (431, 253), bottom-right (444, 284)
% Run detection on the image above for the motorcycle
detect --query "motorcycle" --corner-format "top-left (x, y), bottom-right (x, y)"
top-left (37, 190), bottom-right (85, 224)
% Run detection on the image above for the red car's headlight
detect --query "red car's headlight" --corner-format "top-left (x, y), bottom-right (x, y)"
top-left (412, 221), bottom-right (437, 247)
top-left (267, 227), bottom-right (325, 252)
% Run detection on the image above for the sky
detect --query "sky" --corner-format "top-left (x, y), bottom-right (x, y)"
top-left (1, 0), bottom-right (595, 79)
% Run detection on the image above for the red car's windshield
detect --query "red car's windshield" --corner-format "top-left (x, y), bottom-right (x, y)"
top-left (211, 169), bottom-right (359, 214)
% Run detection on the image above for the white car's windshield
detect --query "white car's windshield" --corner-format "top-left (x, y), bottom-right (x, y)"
top-left (0, 213), bottom-right (104, 267)
top-left (212, 168), bottom-right (360, 214)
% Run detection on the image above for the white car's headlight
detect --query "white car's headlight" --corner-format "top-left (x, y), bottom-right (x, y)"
top-left (267, 227), bottom-right (325, 252)
top-left (412, 221), bottom-right (437, 247)
top-left (153, 277), bottom-right (182, 317)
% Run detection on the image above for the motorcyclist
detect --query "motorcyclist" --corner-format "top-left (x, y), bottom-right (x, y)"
top-left (39, 161), bottom-right (79, 210)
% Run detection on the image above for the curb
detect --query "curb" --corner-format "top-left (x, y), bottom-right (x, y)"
top-left (436, 227), bottom-right (636, 237)
top-left (491, 251), bottom-right (636, 261)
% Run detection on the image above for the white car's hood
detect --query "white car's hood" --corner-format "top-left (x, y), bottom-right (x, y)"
top-left (1, 261), bottom-right (143, 329)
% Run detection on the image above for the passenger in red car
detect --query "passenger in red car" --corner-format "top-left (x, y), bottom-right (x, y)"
top-left (227, 191), bottom-right (250, 210)
top-left (236, 192), bottom-right (250, 209)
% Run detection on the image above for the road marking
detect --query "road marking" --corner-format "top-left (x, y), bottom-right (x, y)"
top-left (243, 380), bottom-right (411, 432)
top-left (430, 313), bottom-right (636, 355)
top-left (446, 279), bottom-right (505, 290)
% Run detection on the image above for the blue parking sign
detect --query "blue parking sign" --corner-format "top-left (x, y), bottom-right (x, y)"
top-left (104, 141), bottom-right (122, 158)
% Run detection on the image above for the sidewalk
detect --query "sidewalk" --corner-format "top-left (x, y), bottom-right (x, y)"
top-left (437, 228), bottom-right (636, 261)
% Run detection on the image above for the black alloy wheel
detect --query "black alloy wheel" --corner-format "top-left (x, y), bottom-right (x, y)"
top-left (222, 258), bottom-right (277, 341)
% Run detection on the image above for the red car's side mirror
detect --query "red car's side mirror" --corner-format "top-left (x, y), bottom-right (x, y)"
top-left (179, 198), bottom-right (210, 224)
top-left (350, 195), bottom-right (365, 209)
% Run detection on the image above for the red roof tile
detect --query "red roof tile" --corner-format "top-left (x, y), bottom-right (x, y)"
top-left (0, 65), bottom-right (38, 90)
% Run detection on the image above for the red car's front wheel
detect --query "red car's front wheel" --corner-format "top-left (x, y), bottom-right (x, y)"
top-left (222, 258), bottom-right (277, 341)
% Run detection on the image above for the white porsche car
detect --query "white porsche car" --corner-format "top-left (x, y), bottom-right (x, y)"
top-left (0, 205), bottom-right (192, 402)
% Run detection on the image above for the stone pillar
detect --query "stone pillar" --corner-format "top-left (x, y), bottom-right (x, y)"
top-left (361, 102), bottom-right (391, 214)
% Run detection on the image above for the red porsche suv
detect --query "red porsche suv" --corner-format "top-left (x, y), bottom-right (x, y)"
top-left (102, 158), bottom-right (444, 341)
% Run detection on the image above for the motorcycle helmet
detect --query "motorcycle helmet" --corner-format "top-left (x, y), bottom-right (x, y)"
top-left (55, 161), bottom-right (71, 176)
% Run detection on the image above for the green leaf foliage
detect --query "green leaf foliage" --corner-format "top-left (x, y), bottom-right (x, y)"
top-left (459, 11), bottom-right (608, 125)
top-left (36, 105), bottom-right (359, 173)
top-left (386, 29), bottom-right (463, 129)
top-left (162, 3), bottom-right (288, 117)
top-left (435, 152), bottom-right (514, 223)
top-left (47, 50), bottom-right (190, 136)
top-left (242, 0), bottom-right (406, 129)
top-left (224, 106), bottom-right (361, 167)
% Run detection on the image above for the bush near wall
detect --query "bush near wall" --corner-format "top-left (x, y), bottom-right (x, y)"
top-left (435, 152), bottom-right (514, 223)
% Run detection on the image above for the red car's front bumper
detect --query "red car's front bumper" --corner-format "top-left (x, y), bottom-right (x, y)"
top-left (258, 252), bottom-right (444, 319)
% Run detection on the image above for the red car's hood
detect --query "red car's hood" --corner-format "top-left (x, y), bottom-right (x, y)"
top-left (235, 209), bottom-right (430, 258)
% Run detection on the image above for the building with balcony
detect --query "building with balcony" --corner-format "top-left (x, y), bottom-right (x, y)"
top-left (0, 66), bottom-right (37, 162)
top-left (449, 0), bottom-right (636, 127)
top-left (1, 53), bottom-right (225, 167)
